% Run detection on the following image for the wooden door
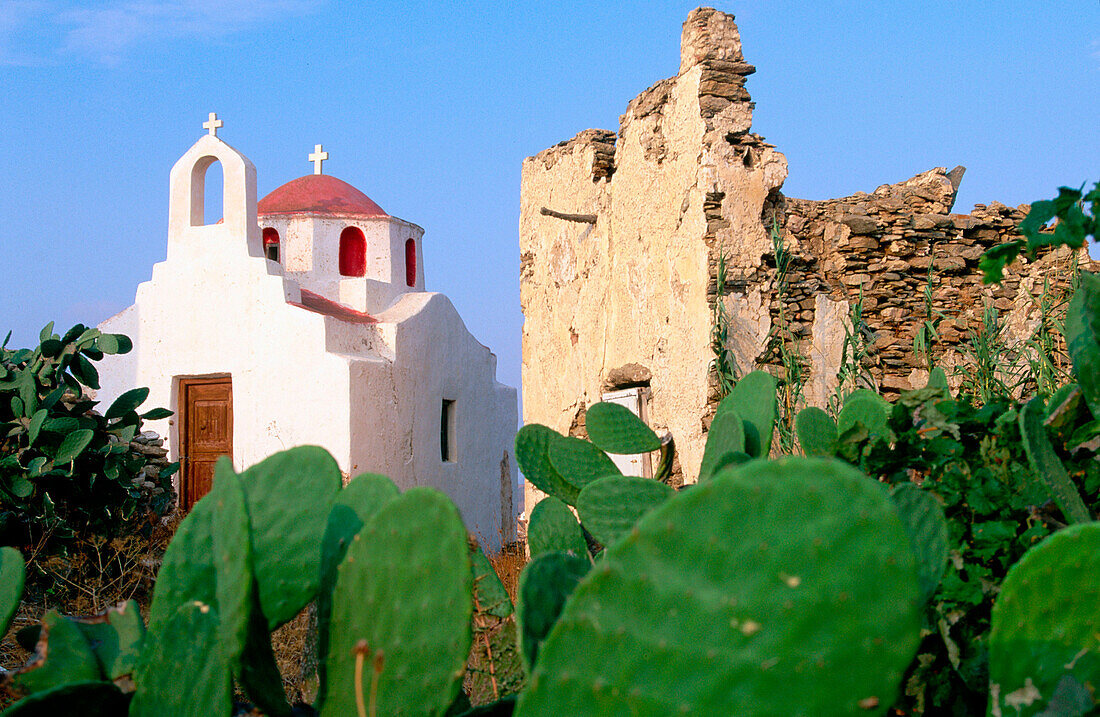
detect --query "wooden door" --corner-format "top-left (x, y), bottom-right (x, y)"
top-left (179, 376), bottom-right (233, 511)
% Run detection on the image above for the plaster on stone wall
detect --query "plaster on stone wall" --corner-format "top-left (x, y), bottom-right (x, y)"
top-left (805, 294), bottom-right (850, 409)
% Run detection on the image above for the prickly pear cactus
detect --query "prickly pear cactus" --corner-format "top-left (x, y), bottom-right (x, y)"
top-left (516, 424), bottom-right (579, 505)
top-left (0, 546), bottom-right (24, 636)
top-left (698, 407), bottom-right (745, 482)
top-left (238, 600), bottom-right (292, 717)
top-left (727, 370), bottom-right (777, 457)
top-left (989, 522), bottom-right (1100, 717)
top-left (323, 488), bottom-right (472, 717)
top-left (549, 435), bottom-right (621, 490)
top-left (1018, 397), bottom-right (1092, 525)
top-left (8, 610), bottom-right (101, 696)
top-left (889, 483), bottom-right (948, 604)
top-left (316, 472), bottom-right (400, 710)
top-left (1066, 270), bottom-right (1100, 417)
top-left (516, 552), bottom-right (590, 673)
top-left (925, 366), bottom-right (951, 397)
top-left (239, 445), bottom-right (342, 629)
top-left (517, 457), bottom-right (922, 717)
top-left (146, 459), bottom-right (253, 672)
top-left (471, 544), bottom-right (513, 619)
top-left (838, 390), bottom-right (891, 440)
top-left (145, 492), bottom-right (216, 630)
top-left (527, 496), bottom-right (587, 558)
top-left (584, 402), bottom-right (662, 454)
top-left (575, 476), bottom-right (673, 548)
top-left (130, 601), bottom-right (232, 717)
top-left (72, 599), bottom-right (145, 681)
top-left (795, 407), bottom-right (837, 457)
top-left (209, 461), bottom-right (255, 667)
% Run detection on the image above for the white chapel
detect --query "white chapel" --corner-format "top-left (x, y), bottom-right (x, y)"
top-left (96, 115), bottom-right (519, 548)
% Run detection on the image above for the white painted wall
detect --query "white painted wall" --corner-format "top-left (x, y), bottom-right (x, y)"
top-left (260, 214), bottom-right (424, 314)
top-left (347, 292), bottom-right (519, 547)
top-left (96, 131), bottom-right (518, 548)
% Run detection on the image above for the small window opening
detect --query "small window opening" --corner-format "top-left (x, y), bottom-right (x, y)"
top-left (339, 226), bottom-right (367, 276)
top-left (262, 227), bottom-right (280, 262)
top-left (441, 399), bottom-right (456, 462)
top-left (405, 238), bottom-right (417, 287)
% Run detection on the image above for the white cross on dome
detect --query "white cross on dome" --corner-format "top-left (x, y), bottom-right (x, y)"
top-left (309, 144), bottom-right (329, 175)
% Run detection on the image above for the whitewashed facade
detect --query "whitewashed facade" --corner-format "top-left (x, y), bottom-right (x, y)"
top-left (97, 120), bottom-right (518, 548)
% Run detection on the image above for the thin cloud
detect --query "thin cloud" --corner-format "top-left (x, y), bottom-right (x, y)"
top-left (0, 1), bottom-right (53, 66)
top-left (1, 0), bottom-right (321, 66)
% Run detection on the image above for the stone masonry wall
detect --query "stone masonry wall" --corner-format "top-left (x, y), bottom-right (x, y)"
top-left (770, 169), bottom-right (1090, 405)
top-left (520, 7), bottom-right (1095, 516)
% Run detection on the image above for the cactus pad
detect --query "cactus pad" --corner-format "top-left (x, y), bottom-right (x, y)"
top-left (1066, 270), bottom-right (1100, 417)
top-left (889, 483), bottom-right (948, 604)
top-left (516, 425), bottom-right (579, 505)
top-left (147, 459), bottom-right (253, 675)
top-left (130, 601), bottom-right (232, 717)
top-left (239, 446), bottom-right (342, 629)
top-left (1018, 397), bottom-right (1092, 525)
top-left (795, 407), bottom-right (837, 457)
top-left (471, 545), bottom-right (514, 618)
top-left (209, 459), bottom-right (253, 668)
top-left (924, 367), bottom-right (950, 397)
top-left (72, 600), bottom-right (145, 681)
top-left (727, 370), bottom-right (777, 457)
top-left (989, 522), bottom-right (1100, 717)
top-left (517, 457), bottom-right (922, 716)
top-left (316, 472), bottom-right (400, 709)
top-left (528, 496), bottom-right (587, 558)
top-left (838, 391), bottom-right (891, 440)
top-left (584, 402), bottom-right (661, 454)
top-left (699, 408), bottom-right (745, 482)
top-left (549, 435), bottom-right (621, 490)
top-left (575, 476), bottom-right (673, 548)
top-left (516, 552), bottom-right (590, 673)
top-left (0, 547), bottom-right (24, 637)
top-left (146, 468), bottom-right (219, 630)
top-left (10, 611), bottom-right (101, 696)
top-left (323, 487), bottom-right (472, 717)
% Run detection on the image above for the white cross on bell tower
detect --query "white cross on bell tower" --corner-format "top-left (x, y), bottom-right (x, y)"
top-left (309, 144), bottom-right (328, 175)
top-left (203, 112), bottom-right (223, 136)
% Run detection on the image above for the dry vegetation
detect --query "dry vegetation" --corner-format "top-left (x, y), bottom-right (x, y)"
top-left (0, 517), bottom-right (177, 706)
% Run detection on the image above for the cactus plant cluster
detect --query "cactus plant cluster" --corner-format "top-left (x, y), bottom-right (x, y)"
top-left (0, 323), bottom-right (176, 558)
top-left (0, 446), bottom-right (476, 716)
top-left (508, 371), bottom-right (948, 715)
top-left (0, 257), bottom-right (1097, 715)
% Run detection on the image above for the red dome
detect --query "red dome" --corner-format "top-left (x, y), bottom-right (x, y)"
top-left (258, 174), bottom-right (387, 218)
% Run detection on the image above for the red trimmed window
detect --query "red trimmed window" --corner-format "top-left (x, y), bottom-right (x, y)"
top-left (339, 226), bottom-right (367, 277)
top-left (262, 227), bottom-right (280, 262)
top-left (405, 238), bottom-right (417, 287)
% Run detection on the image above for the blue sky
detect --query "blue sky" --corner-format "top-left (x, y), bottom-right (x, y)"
top-left (2, 1), bottom-right (1097, 402)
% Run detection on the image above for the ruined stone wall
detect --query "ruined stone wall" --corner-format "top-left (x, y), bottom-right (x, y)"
top-left (520, 7), bottom-right (1095, 515)
top-left (520, 8), bottom-right (786, 511)
top-left (771, 169), bottom-right (1091, 405)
